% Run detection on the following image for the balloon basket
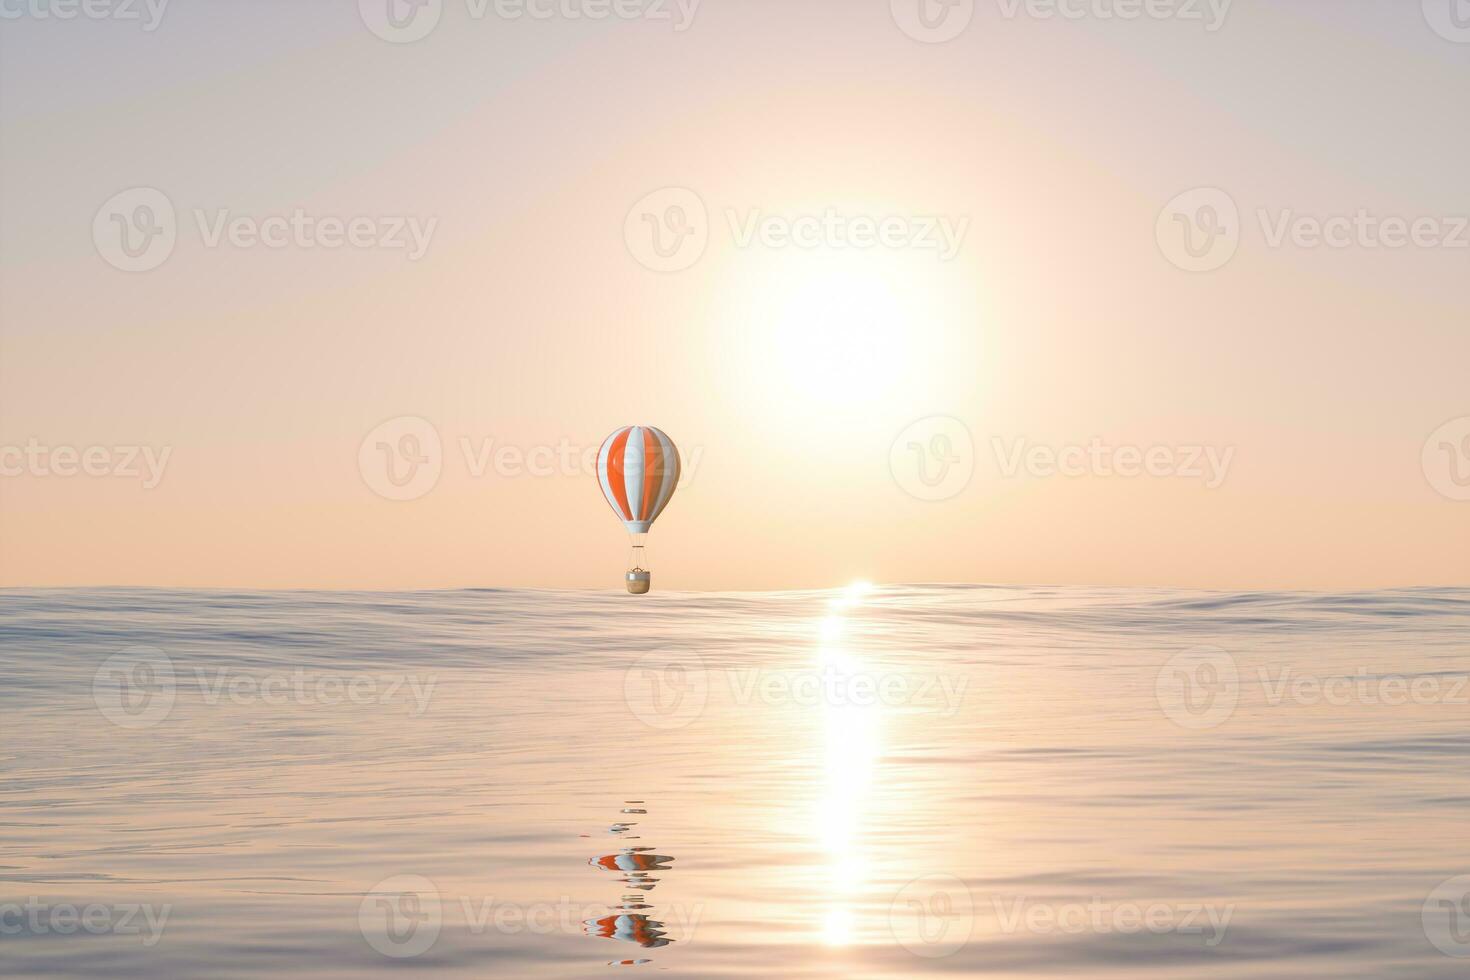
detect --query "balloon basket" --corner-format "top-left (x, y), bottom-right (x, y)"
top-left (626, 570), bottom-right (651, 595)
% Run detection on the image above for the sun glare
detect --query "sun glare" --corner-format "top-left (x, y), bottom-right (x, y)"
top-left (773, 270), bottom-right (904, 404)
top-left (815, 578), bottom-right (881, 947)
top-left (831, 580), bottom-right (874, 610)
top-left (730, 252), bottom-right (929, 423)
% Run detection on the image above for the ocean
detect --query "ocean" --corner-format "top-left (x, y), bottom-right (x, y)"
top-left (2, 584), bottom-right (1468, 978)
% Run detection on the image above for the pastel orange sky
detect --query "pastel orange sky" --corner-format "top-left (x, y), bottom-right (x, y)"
top-left (1, 2), bottom-right (1466, 590)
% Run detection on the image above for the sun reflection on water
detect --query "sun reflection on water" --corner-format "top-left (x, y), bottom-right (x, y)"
top-left (817, 582), bottom-right (881, 947)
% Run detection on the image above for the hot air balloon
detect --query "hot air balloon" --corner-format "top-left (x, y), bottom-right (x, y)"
top-left (597, 425), bottom-right (681, 594)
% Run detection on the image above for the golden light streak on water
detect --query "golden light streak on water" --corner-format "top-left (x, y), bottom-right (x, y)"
top-left (817, 582), bottom-right (882, 947)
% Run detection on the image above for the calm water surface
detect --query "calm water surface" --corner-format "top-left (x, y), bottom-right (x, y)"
top-left (2, 585), bottom-right (1468, 978)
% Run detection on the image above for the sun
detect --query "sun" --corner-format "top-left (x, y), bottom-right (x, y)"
top-left (737, 253), bottom-right (917, 416)
top-left (774, 269), bottom-right (905, 403)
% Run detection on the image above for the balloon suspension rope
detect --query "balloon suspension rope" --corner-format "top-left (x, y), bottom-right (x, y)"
top-left (628, 533), bottom-right (647, 573)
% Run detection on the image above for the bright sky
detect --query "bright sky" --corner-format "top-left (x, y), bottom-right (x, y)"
top-left (1, 1), bottom-right (1466, 590)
